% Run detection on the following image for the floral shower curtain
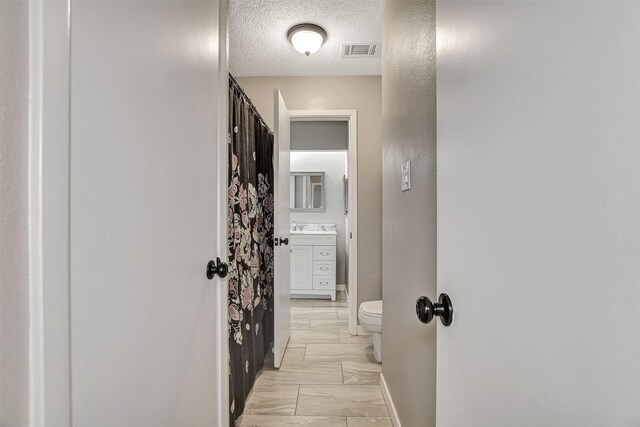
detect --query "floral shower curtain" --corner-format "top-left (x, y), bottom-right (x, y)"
top-left (227, 75), bottom-right (275, 425)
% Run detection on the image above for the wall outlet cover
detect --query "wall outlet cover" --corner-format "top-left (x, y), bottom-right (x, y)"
top-left (401, 161), bottom-right (411, 191)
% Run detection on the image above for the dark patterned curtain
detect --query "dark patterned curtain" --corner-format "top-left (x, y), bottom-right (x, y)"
top-left (227, 75), bottom-right (275, 425)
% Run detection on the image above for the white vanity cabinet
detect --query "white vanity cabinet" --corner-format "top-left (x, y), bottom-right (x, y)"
top-left (290, 233), bottom-right (337, 301)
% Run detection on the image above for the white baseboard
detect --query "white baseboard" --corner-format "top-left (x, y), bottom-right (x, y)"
top-left (337, 284), bottom-right (347, 292)
top-left (380, 373), bottom-right (401, 427)
top-left (346, 285), bottom-right (357, 335)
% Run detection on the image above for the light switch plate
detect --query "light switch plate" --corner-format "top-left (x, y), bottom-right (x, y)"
top-left (401, 161), bottom-right (411, 191)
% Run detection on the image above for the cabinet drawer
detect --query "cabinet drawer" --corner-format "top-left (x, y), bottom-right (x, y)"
top-left (313, 246), bottom-right (336, 261)
top-left (313, 276), bottom-right (336, 290)
top-left (312, 261), bottom-right (336, 276)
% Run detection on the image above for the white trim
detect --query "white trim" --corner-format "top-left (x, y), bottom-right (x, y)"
top-left (215, 0), bottom-right (230, 425)
top-left (28, 1), bottom-right (72, 425)
top-left (28, 1), bottom-right (46, 424)
top-left (347, 112), bottom-right (358, 336)
top-left (289, 110), bottom-right (357, 121)
top-left (380, 373), bottom-right (402, 427)
top-left (342, 285), bottom-right (350, 306)
top-left (289, 109), bottom-right (358, 336)
top-left (291, 290), bottom-right (336, 300)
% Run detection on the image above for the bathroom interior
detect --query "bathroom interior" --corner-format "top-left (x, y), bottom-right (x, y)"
top-left (289, 121), bottom-right (349, 303)
top-left (227, 0), bottom-right (386, 424)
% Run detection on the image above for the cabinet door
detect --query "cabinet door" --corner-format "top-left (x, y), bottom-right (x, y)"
top-left (290, 245), bottom-right (313, 290)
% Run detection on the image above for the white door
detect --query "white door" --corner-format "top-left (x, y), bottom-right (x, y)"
top-left (273, 89), bottom-right (291, 368)
top-left (70, 1), bottom-right (226, 425)
top-left (437, 1), bottom-right (640, 425)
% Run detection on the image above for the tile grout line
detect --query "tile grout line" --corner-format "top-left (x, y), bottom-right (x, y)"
top-left (294, 384), bottom-right (301, 416)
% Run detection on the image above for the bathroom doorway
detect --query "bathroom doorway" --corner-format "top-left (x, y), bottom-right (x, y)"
top-left (289, 110), bottom-right (359, 335)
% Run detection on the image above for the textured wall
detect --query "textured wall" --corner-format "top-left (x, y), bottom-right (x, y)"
top-left (381, 1), bottom-right (437, 426)
top-left (0, 0), bottom-right (31, 424)
top-left (238, 76), bottom-right (383, 307)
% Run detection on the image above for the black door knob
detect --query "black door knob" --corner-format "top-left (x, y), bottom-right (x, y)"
top-left (206, 257), bottom-right (229, 279)
top-left (416, 293), bottom-right (454, 326)
top-left (276, 237), bottom-right (289, 246)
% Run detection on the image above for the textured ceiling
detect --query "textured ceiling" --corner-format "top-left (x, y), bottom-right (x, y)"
top-left (229, 0), bottom-right (384, 77)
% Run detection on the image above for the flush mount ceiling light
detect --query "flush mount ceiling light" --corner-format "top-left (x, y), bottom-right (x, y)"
top-left (287, 23), bottom-right (327, 56)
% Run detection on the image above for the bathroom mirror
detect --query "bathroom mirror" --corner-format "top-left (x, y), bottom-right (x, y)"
top-left (290, 172), bottom-right (325, 212)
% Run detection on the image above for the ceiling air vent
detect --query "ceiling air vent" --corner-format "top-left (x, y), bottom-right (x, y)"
top-left (342, 43), bottom-right (380, 58)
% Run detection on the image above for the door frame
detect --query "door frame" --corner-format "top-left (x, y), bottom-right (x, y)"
top-left (215, 0), bottom-right (230, 423)
top-left (26, 1), bottom-right (230, 425)
top-left (289, 110), bottom-right (359, 335)
top-left (27, 1), bottom-right (72, 424)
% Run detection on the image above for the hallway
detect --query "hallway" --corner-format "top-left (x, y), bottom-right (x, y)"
top-left (236, 292), bottom-right (390, 426)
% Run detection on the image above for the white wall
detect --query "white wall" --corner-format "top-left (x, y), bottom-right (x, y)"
top-left (291, 151), bottom-right (348, 285)
top-left (0, 1), bottom-right (31, 424)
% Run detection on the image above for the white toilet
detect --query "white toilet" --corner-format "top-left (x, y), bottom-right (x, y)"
top-left (358, 300), bottom-right (383, 363)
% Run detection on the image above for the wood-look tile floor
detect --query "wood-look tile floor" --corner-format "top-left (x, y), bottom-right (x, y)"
top-left (236, 292), bottom-right (390, 427)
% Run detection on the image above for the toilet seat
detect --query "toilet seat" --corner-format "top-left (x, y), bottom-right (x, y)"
top-left (359, 300), bottom-right (382, 317)
top-left (358, 300), bottom-right (382, 328)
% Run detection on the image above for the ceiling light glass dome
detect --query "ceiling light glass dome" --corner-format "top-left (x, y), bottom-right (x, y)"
top-left (287, 24), bottom-right (327, 56)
